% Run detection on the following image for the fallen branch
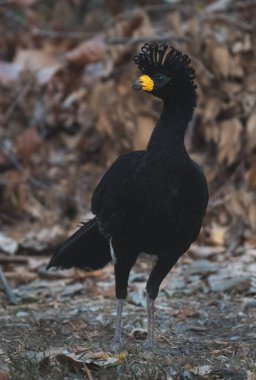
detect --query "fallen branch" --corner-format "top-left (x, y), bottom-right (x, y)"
top-left (31, 27), bottom-right (98, 40)
top-left (106, 34), bottom-right (191, 45)
top-left (0, 254), bottom-right (29, 264)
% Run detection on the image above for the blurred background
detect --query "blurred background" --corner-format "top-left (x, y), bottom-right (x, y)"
top-left (0, 0), bottom-right (256, 254)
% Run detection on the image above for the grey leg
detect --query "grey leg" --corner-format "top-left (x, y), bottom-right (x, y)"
top-left (111, 241), bottom-right (138, 352)
top-left (143, 295), bottom-right (155, 349)
top-left (144, 255), bottom-right (178, 349)
top-left (112, 298), bottom-right (125, 352)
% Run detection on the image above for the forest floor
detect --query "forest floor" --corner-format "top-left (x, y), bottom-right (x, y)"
top-left (1, 245), bottom-right (256, 379)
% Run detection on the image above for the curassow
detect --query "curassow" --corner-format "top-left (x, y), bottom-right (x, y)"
top-left (47, 43), bottom-right (208, 351)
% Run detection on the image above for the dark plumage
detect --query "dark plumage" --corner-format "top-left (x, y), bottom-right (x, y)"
top-left (47, 43), bottom-right (208, 351)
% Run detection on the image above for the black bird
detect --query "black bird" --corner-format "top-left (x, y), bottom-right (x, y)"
top-left (47, 43), bottom-right (208, 351)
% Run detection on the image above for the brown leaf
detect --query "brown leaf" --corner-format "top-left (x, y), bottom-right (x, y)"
top-left (228, 190), bottom-right (246, 218)
top-left (170, 307), bottom-right (199, 320)
top-left (217, 118), bottom-right (243, 165)
top-left (248, 203), bottom-right (256, 231)
top-left (122, 10), bottom-right (144, 37)
top-left (211, 45), bottom-right (231, 78)
top-left (203, 97), bottom-right (221, 123)
top-left (247, 166), bottom-right (256, 189)
top-left (14, 127), bottom-right (44, 162)
top-left (209, 225), bottom-right (227, 246)
top-left (229, 55), bottom-right (244, 78)
top-left (56, 351), bottom-right (119, 371)
top-left (14, 47), bottom-right (57, 71)
top-left (246, 112), bottom-right (256, 152)
top-left (65, 36), bottom-right (106, 66)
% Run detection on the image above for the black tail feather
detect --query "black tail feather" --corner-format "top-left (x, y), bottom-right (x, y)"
top-left (47, 217), bottom-right (111, 271)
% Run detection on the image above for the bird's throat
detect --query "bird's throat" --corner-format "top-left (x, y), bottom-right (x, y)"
top-left (147, 100), bottom-right (190, 152)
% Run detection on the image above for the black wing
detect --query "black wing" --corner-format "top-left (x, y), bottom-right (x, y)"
top-left (91, 150), bottom-right (145, 237)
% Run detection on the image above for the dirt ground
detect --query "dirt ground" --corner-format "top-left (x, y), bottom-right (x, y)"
top-left (1, 247), bottom-right (256, 379)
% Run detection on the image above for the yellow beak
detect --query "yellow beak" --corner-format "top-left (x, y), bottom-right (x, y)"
top-left (132, 75), bottom-right (154, 92)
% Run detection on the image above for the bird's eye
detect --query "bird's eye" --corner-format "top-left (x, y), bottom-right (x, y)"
top-left (154, 74), bottom-right (170, 86)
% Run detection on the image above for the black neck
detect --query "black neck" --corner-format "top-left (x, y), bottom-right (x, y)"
top-left (147, 96), bottom-right (194, 152)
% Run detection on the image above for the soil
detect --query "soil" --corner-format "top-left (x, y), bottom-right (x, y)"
top-left (1, 253), bottom-right (256, 379)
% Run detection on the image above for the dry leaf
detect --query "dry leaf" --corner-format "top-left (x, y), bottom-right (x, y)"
top-left (247, 167), bottom-right (256, 189)
top-left (209, 225), bottom-right (227, 246)
top-left (232, 34), bottom-right (252, 54)
top-left (229, 55), bottom-right (244, 78)
top-left (191, 364), bottom-right (212, 376)
top-left (246, 112), bottom-right (256, 152)
top-left (203, 97), bottom-right (221, 123)
top-left (14, 47), bottom-right (57, 71)
top-left (217, 118), bottom-right (243, 165)
top-left (211, 45), bottom-right (231, 78)
top-left (0, 233), bottom-right (18, 255)
top-left (36, 63), bottom-right (63, 85)
top-left (170, 307), bottom-right (198, 319)
top-left (248, 203), bottom-right (256, 230)
top-left (228, 191), bottom-right (247, 219)
top-left (14, 127), bottom-right (44, 162)
top-left (65, 36), bottom-right (106, 66)
top-left (56, 350), bottom-right (120, 371)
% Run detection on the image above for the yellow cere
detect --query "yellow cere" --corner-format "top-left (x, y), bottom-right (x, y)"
top-left (139, 75), bottom-right (154, 92)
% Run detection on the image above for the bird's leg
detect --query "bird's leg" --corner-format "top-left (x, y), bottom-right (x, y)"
top-left (112, 298), bottom-right (125, 352)
top-left (143, 294), bottom-right (155, 349)
top-left (111, 245), bottom-right (138, 352)
top-left (144, 255), bottom-right (178, 349)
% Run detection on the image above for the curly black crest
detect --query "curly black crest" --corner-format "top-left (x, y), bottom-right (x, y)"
top-left (134, 43), bottom-right (196, 85)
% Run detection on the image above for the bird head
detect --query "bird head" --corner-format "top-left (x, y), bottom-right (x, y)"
top-left (132, 43), bottom-right (196, 102)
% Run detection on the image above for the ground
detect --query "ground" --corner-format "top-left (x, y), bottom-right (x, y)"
top-left (1, 247), bottom-right (256, 379)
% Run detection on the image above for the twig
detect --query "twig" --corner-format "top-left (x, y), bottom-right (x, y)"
top-left (106, 34), bottom-right (191, 45)
top-left (144, 3), bottom-right (190, 12)
top-left (0, 253), bottom-right (30, 264)
top-left (32, 27), bottom-right (191, 45)
top-left (31, 27), bottom-right (98, 40)
top-left (199, 12), bottom-right (255, 31)
top-left (0, 264), bottom-right (18, 304)
top-left (4, 76), bottom-right (34, 123)
top-left (83, 364), bottom-right (94, 380)
top-left (0, 0), bottom-right (42, 7)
